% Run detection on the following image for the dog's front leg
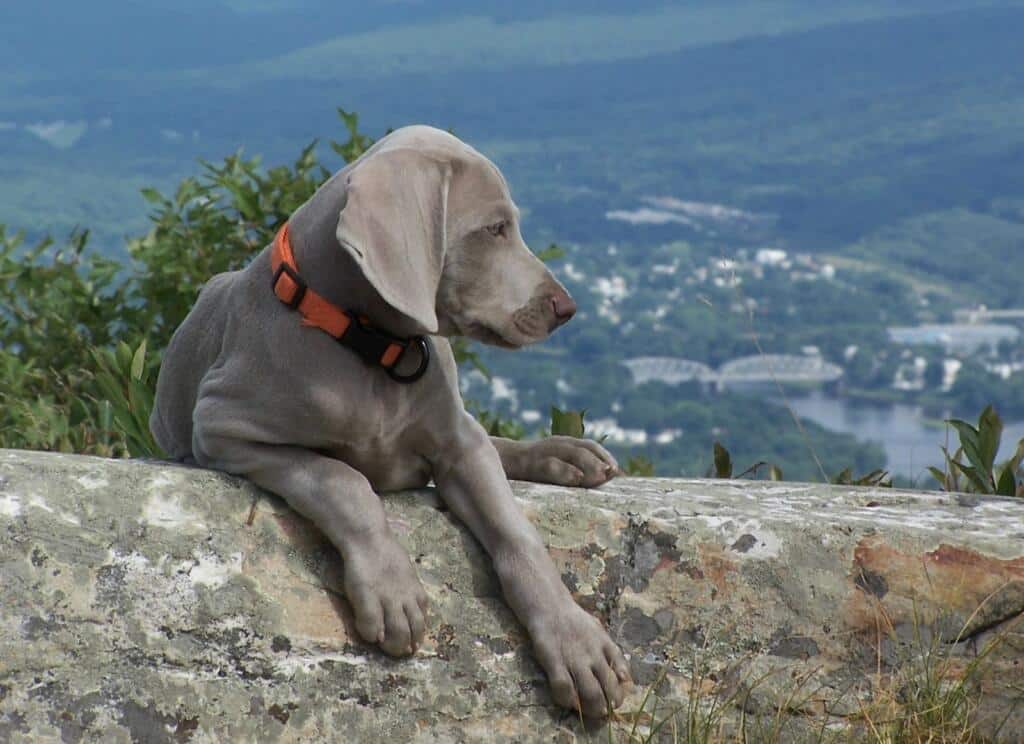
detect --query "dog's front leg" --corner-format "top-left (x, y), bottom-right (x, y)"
top-left (191, 419), bottom-right (427, 656)
top-left (436, 422), bottom-right (631, 717)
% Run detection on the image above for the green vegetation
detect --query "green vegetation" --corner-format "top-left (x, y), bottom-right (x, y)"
top-left (708, 441), bottom-right (783, 482)
top-left (607, 607), bottom-right (1019, 743)
top-left (943, 361), bottom-right (1024, 421)
top-left (0, 226), bottom-right (131, 455)
top-left (4, 5), bottom-right (1024, 464)
top-left (214, 3), bottom-right (940, 83)
top-left (846, 209), bottom-right (1024, 309)
top-left (6, 4), bottom-right (1024, 254)
top-left (1, 110), bottom-right (380, 455)
top-left (930, 406), bottom-right (1024, 497)
top-left (3, 103), bottom-right (1022, 495)
top-left (0, 109), bottom-right (539, 458)
top-left (90, 340), bottom-right (161, 458)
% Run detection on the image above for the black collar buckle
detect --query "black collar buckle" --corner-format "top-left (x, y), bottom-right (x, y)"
top-left (338, 314), bottom-right (430, 384)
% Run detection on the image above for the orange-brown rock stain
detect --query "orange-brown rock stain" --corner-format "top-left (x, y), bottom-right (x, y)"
top-left (697, 542), bottom-right (739, 597)
top-left (845, 537), bottom-right (1024, 636)
top-left (238, 511), bottom-right (353, 643)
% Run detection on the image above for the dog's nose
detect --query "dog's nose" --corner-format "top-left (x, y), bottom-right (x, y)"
top-left (551, 290), bottom-right (577, 325)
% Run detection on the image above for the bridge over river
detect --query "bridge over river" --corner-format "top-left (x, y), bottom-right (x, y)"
top-left (623, 355), bottom-right (844, 388)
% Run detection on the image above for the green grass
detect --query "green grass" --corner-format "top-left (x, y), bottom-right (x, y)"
top-left (604, 606), bottom-right (1021, 743)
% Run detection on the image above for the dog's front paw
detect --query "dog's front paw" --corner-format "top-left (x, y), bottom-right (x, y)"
top-left (530, 604), bottom-right (632, 717)
top-left (518, 436), bottom-right (620, 488)
top-left (343, 537), bottom-right (428, 657)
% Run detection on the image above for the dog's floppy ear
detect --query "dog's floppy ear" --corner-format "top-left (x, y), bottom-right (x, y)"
top-left (335, 147), bottom-right (450, 334)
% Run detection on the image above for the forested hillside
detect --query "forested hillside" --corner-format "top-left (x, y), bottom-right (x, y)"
top-left (3, 1), bottom-right (1024, 481)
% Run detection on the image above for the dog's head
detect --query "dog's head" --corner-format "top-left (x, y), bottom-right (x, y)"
top-left (334, 126), bottom-right (575, 348)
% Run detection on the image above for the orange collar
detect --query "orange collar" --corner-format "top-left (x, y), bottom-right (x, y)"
top-left (271, 222), bottom-right (429, 383)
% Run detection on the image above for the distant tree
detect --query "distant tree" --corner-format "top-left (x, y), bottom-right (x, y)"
top-left (0, 108), bottom-right (504, 455)
top-left (923, 355), bottom-right (946, 390)
top-left (949, 361), bottom-right (997, 414)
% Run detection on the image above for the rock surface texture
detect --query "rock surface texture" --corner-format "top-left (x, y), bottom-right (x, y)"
top-left (1, 448), bottom-right (1022, 742)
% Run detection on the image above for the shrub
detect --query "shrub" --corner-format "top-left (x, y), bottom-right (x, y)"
top-left (0, 108), bottom-right (499, 456)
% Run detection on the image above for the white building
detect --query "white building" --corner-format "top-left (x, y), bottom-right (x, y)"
top-left (887, 324), bottom-right (1020, 355)
top-left (755, 248), bottom-right (788, 267)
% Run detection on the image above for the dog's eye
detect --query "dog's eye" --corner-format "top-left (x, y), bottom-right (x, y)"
top-left (485, 221), bottom-right (507, 238)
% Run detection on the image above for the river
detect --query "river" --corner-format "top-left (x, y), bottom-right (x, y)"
top-left (780, 391), bottom-right (1024, 483)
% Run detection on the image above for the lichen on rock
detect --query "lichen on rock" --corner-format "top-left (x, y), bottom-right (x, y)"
top-left (1, 449), bottom-right (1022, 742)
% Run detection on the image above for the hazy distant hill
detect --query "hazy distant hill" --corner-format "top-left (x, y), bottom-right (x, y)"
top-left (3, 1), bottom-right (1018, 77)
top-left (4, 1), bottom-right (1024, 479)
top-left (2, 1), bottom-right (1023, 267)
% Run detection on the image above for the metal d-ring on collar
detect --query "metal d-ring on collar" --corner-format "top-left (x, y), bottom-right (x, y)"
top-left (387, 336), bottom-right (431, 384)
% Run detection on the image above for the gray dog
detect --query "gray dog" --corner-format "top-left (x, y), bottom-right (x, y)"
top-left (151, 126), bottom-right (631, 716)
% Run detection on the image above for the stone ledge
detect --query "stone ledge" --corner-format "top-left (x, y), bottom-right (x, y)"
top-left (0, 449), bottom-right (1022, 742)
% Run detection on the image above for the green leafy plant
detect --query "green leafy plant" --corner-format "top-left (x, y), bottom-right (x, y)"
top-left (545, 406), bottom-right (660, 473)
top-left (0, 109), bottom-right (389, 457)
top-left (0, 106), bottom-right (575, 460)
top-left (472, 406), bottom-right (526, 440)
top-left (330, 108), bottom-right (377, 163)
top-left (929, 405), bottom-right (1024, 497)
top-left (535, 243), bottom-right (566, 262)
top-left (550, 406), bottom-right (587, 438)
top-left (0, 226), bottom-right (128, 455)
top-left (707, 441), bottom-right (783, 481)
top-left (89, 340), bottom-right (164, 458)
top-left (623, 456), bottom-right (656, 477)
top-left (831, 467), bottom-right (892, 488)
